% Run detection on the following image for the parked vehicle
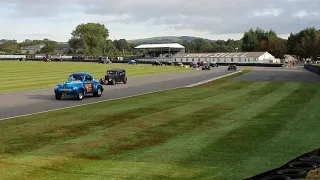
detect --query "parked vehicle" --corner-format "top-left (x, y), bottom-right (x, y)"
top-left (174, 62), bottom-right (184, 67)
top-left (53, 58), bottom-right (63, 62)
top-left (152, 61), bottom-right (162, 66)
top-left (43, 57), bottom-right (50, 62)
top-left (98, 57), bottom-right (111, 64)
top-left (128, 60), bottom-right (137, 65)
top-left (164, 61), bottom-right (174, 66)
top-left (210, 62), bottom-right (218, 67)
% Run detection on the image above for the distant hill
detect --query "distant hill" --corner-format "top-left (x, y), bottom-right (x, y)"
top-left (127, 36), bottom-right (214, 45)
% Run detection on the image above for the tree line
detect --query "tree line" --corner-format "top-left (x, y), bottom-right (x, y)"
top-left (0, 22), bottom-right (319, 60)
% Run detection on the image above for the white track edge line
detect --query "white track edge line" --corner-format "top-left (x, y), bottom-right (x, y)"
top-left (185, 70), bottom-right (243, 87)
top-left (0, 70), bottom-right (244, 121)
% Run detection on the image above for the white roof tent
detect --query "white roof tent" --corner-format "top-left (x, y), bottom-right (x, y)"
top-left (135, 43), bottom-right (185, 59)
top-left (134, 43), bottom-right (185, 49)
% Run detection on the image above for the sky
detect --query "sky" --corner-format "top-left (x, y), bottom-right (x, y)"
top-left (0, 0), bottom-right (319, 42)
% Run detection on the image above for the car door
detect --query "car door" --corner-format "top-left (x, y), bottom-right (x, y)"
top-left (84, 76), bottom-right (93, 94)
top-left (118, 71), bottom-right (123, 81)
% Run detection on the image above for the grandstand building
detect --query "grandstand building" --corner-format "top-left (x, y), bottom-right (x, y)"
top-left (135, 43), bottom-right (185, 60)
top-left (135, 43), bottom-right (279, 64)
top-left (172, 52), bottom-right (279, 64)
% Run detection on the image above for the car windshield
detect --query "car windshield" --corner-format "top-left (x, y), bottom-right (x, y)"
top-left (107, 71), bottom-right (117, 74)
top-left (68, 75), bottom-right (84, 82)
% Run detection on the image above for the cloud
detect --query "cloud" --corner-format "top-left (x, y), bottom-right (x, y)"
top-left (0, 0), bottom-right (320, 41)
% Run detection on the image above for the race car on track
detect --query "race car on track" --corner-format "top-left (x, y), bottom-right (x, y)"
top-left (99, 69), bottom-right (127, 85)
top-left (202, 62), bottom-right (211, 70)
top-left (228, 64), bottom-right (237, 71)
top-left (54, 72), bottom-right (104, 100)
top-left (190, 62), bottom-right (198, 68)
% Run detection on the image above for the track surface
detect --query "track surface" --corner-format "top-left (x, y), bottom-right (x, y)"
top-left (232, 66), bottom-right (320, 82)
top-left (0, 67), bottom-right (234, 119)
top-left (1, 66), bottom-right (319, 120)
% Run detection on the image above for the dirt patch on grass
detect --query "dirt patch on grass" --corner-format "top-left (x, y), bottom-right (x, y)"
top-left (103, 105), bottom-right (231, 156)
top-left (0, 162), bottom-right (11, 168)
top-left (59, 141), bottom-right (103, 157)
top-left (110, 131), bottom-right (172, 153)
top-left (2, 107), bottom-right (164, 154)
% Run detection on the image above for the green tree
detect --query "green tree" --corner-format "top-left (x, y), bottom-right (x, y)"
top-left (289, 27), bottom-right (319, 59)
top-left (268, 37), bottom-right (287, 58)
top-left (40, 39), bottom-right (57, 54)
top-left (0, 41), bottom-right (19, 53)
top-left (241, 28), bottom-right (259, 51)
top-left (113, 39), bottom-right (131, 55)
top-left (68, 23), bottom-right (109, 55)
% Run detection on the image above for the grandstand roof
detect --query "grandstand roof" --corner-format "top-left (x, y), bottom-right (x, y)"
top-left (135, 43), bottom-right (185, 49)
top-left (173, 52), bottom-right (268, 58)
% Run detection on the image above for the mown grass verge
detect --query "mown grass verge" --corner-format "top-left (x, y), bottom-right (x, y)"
top-left (1, 67), bottom-right (320, 179)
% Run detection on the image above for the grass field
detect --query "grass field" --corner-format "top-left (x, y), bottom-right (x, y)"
top-left (1, 70), bottom-right (320, 179)
top-left (0, 61), bottom-right (191, 93)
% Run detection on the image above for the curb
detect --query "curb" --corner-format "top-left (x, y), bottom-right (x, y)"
top-left (185, 70), bottom-right (243, 87)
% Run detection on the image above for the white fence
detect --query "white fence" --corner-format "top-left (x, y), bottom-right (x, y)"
top-left (0, 55), bottom-right (26, 59)
top-left (0, 54), bottom-right (73, 59)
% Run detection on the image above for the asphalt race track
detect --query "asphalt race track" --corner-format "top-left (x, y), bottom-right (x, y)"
top-left (232, 66), bottom-right (320, 82)
top-left (0, 67), bottom-right (235, 120)
top-left (1, 66), bottom-right (320, 120)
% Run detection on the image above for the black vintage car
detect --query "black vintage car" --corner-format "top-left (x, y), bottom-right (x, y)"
top-left (53, 58), bottom-right (63, 62)
top-left (228, 64), bottom-right (237, 71)
top-left (210, 62), bottom-right (218, 67)
top-left (18, 57), bottom-right (26, 61)
top-left (99, 69), bottom-right (127, 85)
top-left (152, 61), bottom-right (163, 66)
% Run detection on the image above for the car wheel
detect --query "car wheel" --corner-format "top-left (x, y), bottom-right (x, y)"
top-left (111, 79), bottom-right (116, 85)
top-left (276, 169), bottom-right (306, 179)
top-left (77, 90), bottom-right (84, 100)
top-left (93, 86), bottom-right (102, 97)
top-left (55, 94), bottom-right (62, 100)
top-left (261, 175), bottom-right (291, 180)
top-left (288, 161), bottom-right (318, 171)
top-left (99, 79), bottom-right (104, 85)
top-left (123, 77), bottom-right (127, 84)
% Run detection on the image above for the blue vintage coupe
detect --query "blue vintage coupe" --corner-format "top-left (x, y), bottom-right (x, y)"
top-left (54, 72), bottom-right (104, 100)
